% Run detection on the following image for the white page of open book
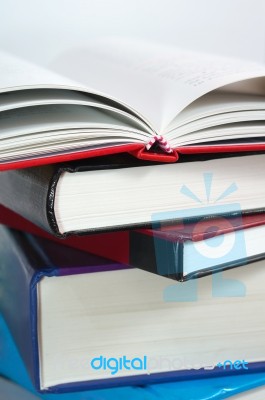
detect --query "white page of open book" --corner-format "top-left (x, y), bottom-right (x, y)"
top-left (48, 38), bottom-right (265, 132)
top-left (0, 89), bottom-right (151, 134)
top-left (0, 105), bottom-right (147, 139)
top-left (0, 51), bottom-right (81, 93)
top-left (0, 50), bottom-right (152, 131)
top-left (167, 91), bottom-right (265, 132)
top-left (2, 40), bottom-right (265, 136)
top-left (0, 104), bottom-right (150, 162)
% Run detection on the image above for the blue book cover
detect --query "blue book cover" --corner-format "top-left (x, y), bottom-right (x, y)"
top-left (1, 313), bottom-right (265, 400)
top-left (1, 225), bottom-right (265, 394)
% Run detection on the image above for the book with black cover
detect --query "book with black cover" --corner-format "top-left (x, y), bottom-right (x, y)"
top-left (1, 225), bottom-right (265, 393)
top-left (130, 214), bottom-right (265, 281)
top-left (2, 153), bottom-right (265, 235)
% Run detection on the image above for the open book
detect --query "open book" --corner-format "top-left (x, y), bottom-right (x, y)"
top-left (1, 37), bottom-right (265, 170)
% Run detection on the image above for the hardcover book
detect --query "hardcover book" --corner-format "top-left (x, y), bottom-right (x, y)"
top-left (1, 153), bottom-right (265, 234)
top-left (1, 225), bottom-right (265, 393)
top-left (130, 214), bottom-right (265, 281)
top-left (1, 38), bottom-right (265, 171)
top-left (2, 204), bottom-right (265, 280)
top-left (2, 315), bottom-right (265, 400)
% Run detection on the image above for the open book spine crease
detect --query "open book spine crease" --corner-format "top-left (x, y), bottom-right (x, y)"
top-left (146, 135), bottom-right (173, 153)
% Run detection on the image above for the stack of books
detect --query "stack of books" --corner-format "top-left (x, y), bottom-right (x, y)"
top-left (1, 38), bottom-right (265, 396)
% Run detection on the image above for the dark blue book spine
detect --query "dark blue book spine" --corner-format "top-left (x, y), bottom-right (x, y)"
top-left (0, 226), bottom-right (57, 391)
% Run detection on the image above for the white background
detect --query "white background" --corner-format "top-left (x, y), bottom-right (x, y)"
top-left (0, 0), bottom-right (265, 67)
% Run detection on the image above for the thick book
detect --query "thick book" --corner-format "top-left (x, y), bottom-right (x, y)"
top-left (2, 153), bottom-right (265, 234)
top-left (1, 225), bottom-right (265, 393)
top-left (0, 226), bottom-right (132, 393)
top-left (130, 214), bottom-right (265, 281)
top-left (2, 318), bottom-right (265, 400)
top-left (1, 38), bottom-right (265, 171)
top-left (3, 204), bottom-right (265, 281)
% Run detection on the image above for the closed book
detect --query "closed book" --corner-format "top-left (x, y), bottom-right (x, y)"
top-left (2, 205), bottom-right (265, 281)
top-left (1, 225), bottom-right (265, 393)
top-left (2, 316), bottom-right (265, 400)
top-left (130, 213), bottom-right (265, 281)
top-left (0, 313), bottom-right (158, 400)
top-left (2, 153), bottom-right (265, 235)
top-left (2, 38), bottom-right (265, 171)
top-left (0, 226), bottom-right (132, 393)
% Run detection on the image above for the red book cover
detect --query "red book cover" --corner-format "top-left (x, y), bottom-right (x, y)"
top-left (2, 143), bottom-right (265, 172)
top-left (0, 205), bottom-right (129, 265)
